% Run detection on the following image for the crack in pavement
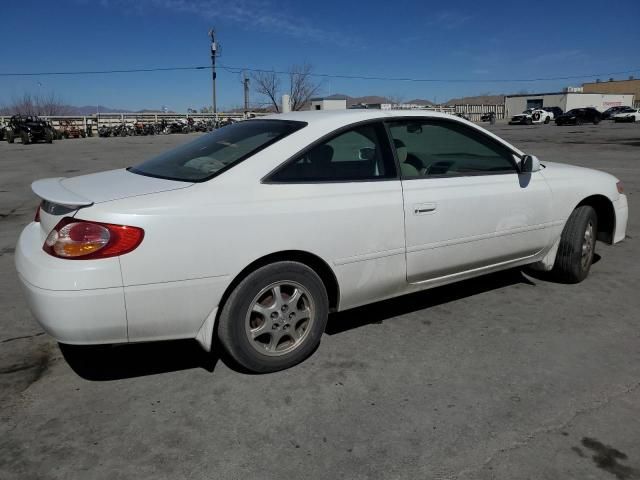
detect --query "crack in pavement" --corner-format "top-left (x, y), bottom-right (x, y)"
top-left (1, 332), bottom-right (45, 344)
top-left (456, 381), bottom-right (640, 479)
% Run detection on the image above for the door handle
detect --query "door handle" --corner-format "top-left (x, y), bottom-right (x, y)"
top-left (413, 202), bottom-right (437, 215)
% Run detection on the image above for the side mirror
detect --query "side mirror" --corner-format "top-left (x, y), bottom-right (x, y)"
top-left (521, 155), bottom-right (541, 173)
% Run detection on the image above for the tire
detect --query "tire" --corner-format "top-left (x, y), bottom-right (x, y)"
top-left (544, 116), bottom-right (550, 124)
top-left (552, 206), bottom-right (598, 283)
top-left (593, 118), bottom-right (600, 125)
top-left (526, 118), bottom-right (533, 125)
top-left (21, 131), bottom-right (30, 145)
top-left (218, 261), bottom-right (329, 373)
top-left (7, 131), bottom-right (14, 143)
top-left (46, 131), bottom-right (53, 143)
top-left (575, 118), bottom-right (583, 126)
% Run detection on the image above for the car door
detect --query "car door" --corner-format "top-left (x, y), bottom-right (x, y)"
top-left (387, 118), bottom-right (554, 284)
top-left (265, 121), bottom-right (407, 309)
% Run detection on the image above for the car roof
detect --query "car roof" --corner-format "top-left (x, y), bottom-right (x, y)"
top-left (262, 109), bottom-right (464, 129)
top-left (259, 109), bottom-right (525, 157)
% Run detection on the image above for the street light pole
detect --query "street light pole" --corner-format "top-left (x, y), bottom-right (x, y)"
top-left (243, 72), bottom-right (250, 118)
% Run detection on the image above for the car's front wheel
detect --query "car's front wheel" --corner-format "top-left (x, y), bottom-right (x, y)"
top-left (553, 206), bottom-right (598, 283)
top-left (218, 261), bottom-right (329, 373)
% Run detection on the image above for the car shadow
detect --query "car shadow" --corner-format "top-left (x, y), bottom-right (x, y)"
top-left (60, 268), bottom-right (542, 380)
top-left (326, 268), bottom-right (536, 335)
top-left (59, 339), bottom-right (218, 381)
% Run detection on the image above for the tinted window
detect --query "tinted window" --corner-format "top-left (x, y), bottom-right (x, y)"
top-left (269, 123), bottom-right (396, 182)
top-left (388, 120), bottom-right (516, 178)
top-left (129, 120), bottom-right (306, 182)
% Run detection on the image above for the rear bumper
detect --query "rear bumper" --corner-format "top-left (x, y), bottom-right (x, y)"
top-left (613, 194), bottom-right (628, 244)
top-left (18, 275), bottom-right (128, 344)
top-left (15, 222), bottom-right (128, 344)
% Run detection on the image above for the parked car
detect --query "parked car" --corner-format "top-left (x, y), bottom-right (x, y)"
top-left (602, 106), bottom-right (635, 120)
top-left (509, 108), bottom-right (553, 125)
top-left (555, 108), bottom-right (602, 125)
top-left (542, 106), bottom-right (563, 118)
top-left (5, 115), bottom-right (55, 144)
top-left (16, 110), bottom-right (628, 373)
top-left (612, 108), bottom-right (640, 123)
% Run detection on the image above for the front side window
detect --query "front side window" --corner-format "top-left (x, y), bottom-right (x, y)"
top-left (268, 123), bottom-right (396, 182)
top-left (387, 120), bottom-right (517, 179)
top-left (129, 120), bottom-right (306, 182)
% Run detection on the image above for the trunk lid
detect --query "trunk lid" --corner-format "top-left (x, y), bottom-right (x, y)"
top-left (32, 169), bottom-right (193, 238)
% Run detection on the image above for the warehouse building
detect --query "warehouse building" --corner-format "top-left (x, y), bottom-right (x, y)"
top-left (505, 91), bottom-right (634, 116)
top-left (583, 77), bottom-right (640, 102)
top-left (310, 96), bottom-right (347, 110)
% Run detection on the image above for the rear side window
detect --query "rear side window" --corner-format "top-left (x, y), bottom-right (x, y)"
top-left (129, 120), bottom-right (306, 182)
top-left (268, 122), bottom-right (396, 182)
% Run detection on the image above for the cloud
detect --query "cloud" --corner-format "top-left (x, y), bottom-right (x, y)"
top-left (429, 10), bottom-right (473, 29)
top-left (99, 0), bottom-right (359, 48)
top-left (526, 49), bottom-right (589, 65)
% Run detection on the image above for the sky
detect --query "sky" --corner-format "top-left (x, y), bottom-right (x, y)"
top-left (1, 0), bottom-right (639, 111)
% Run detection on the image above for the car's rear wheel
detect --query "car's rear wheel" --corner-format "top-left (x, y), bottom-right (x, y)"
top-left (217, 261), bottom-right (329, 373)
top-left (553, 206), bottom-right (598, 283)
top-left (544, 116), bottom-right (550, 124)
top-left (526, 118), bottom-right (533, 125)
top-left (21, 131), bottom-right (30, 145)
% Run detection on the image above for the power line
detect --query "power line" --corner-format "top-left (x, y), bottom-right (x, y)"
top-left (1, 64), bottom-right (639, 83)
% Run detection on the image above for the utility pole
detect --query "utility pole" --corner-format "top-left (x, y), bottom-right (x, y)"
top-left (243, 72), bottom-right (250, 118)
top-left (209, 28), bottom-right (218, 118)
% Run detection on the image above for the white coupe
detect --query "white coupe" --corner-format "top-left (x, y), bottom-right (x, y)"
top-left (613, 108), bottom-right (640, 123)
top-left (15, 110), bottom-right (628, 372)
top-left (509, 108), bottom-right (554, 125)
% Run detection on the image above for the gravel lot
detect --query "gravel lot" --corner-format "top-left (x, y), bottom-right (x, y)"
top-left (1, 121), bottom-right (639, 480)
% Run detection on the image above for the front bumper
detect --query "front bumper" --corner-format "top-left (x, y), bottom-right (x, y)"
top-left (613, 194), bottom-right (629, 244)
top-left (509, 117), bottom-right (527, 124)
top-left (15, 222), bottom-right (127, 344)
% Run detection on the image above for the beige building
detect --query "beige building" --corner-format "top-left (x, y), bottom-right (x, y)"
top-left (583, 78), bottom-right (640, 103)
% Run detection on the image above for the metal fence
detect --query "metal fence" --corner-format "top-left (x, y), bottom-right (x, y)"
top-left (0, 112), bottom-right (255, 130)
top-left (1, 105), bottom-right (507, 128)
top-left (452, 104), bottom-right (505, 121)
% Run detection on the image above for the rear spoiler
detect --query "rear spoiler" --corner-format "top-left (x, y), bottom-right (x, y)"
top-left (31, 178), bottom-right (93, 207)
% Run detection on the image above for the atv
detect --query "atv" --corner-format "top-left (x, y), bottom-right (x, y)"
top-left (5, 115), bottom-right (55, 144)
top-left (58, 120), bottom-right (86, 139)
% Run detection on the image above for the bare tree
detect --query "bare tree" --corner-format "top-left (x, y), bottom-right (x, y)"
top-left (252, 70), bottom-right (282, 112)
top-left (37, 92), bottom-right (72, 116)
top-left (386, 94), bottom-right (406, 106)
top-left (288, 63), bottom-right (321, 111)
top-left (252, 63), bottom-right (321, 112)
top-left (7, 92), bottom-right (71, 116)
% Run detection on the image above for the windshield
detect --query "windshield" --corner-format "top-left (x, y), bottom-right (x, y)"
top-left (129, 119), bottom-right (306, 182)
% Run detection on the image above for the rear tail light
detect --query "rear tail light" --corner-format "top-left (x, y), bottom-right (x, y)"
top-left (617, 181), bottom-right (624, 194)
top-left (43, 218), bottom-right (144, 260)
